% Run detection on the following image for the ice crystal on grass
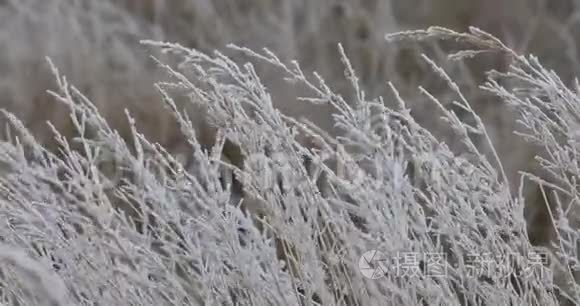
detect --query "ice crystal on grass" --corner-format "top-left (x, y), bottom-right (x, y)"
top-left (0, 26), bottom-right (579, 305)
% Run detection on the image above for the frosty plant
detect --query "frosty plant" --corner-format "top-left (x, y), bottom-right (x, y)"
top-left (0, 26), bottom-right (579, 305)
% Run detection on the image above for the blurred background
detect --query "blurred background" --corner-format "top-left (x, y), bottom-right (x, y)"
top-left (1, 0), bottom-right (580, 246)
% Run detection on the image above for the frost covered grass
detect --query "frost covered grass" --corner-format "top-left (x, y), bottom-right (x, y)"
top-left (0, 25), bottom-right (580, 305)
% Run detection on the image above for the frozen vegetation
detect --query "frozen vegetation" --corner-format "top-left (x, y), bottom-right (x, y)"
top-left (1, 1), bottom-right (580, 305)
